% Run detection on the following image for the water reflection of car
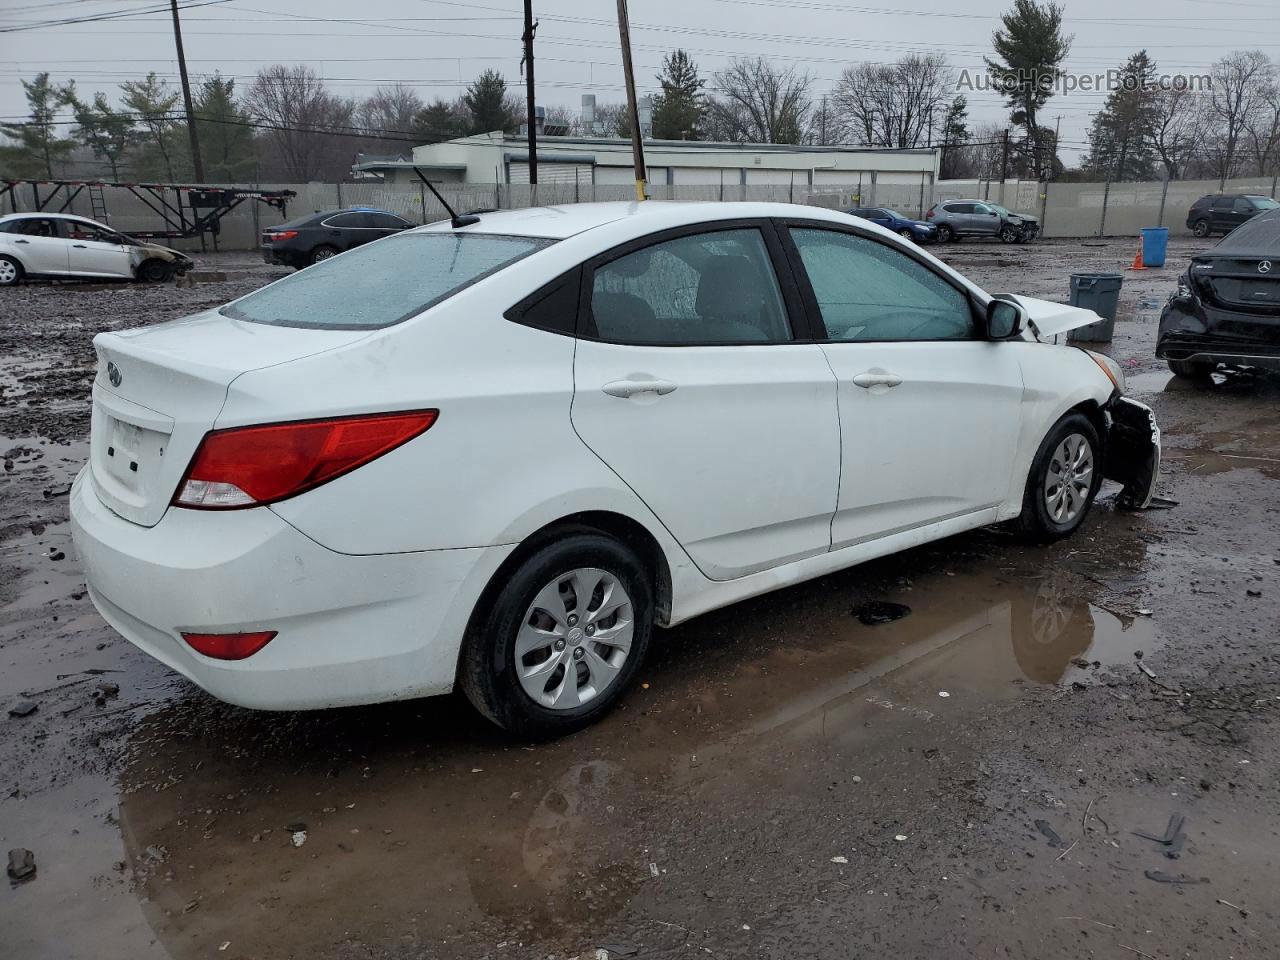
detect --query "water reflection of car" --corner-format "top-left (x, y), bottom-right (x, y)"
top-left (1157, 205), bottom-right (1280, 378)
top-left (0, 212), bottom-right (193, 285)
top-left (845, 207), bottom-right (938, 244)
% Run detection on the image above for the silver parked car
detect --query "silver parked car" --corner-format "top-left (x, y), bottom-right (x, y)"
top-left (925, 199), bottom-right (1039, 244)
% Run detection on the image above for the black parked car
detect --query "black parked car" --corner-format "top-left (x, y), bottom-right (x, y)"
top-left (1157, 206), bottom-right (1280, 378)
top-left (262, 208), bottom-right (414, 268)
top-left (1185, 194), bottom-right (1278, 238)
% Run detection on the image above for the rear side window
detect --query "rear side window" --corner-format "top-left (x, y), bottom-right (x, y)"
top-left (324, 213), bottom-right (364, 228)
top-left (222, 232), bottom-right (553, 329)
top-left (588, 228), bottom-right (792, 344)
top-left (945, 203), bottom-right (972, 214)
top-left (506, 268), bottom-right (581, 335)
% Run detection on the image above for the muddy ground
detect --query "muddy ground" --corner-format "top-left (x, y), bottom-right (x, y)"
top-left (2, 237), bottom-right (1278, 960)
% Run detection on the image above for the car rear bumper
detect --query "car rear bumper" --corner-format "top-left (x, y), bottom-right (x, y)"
top-left (1155, 299), bottom-right (1280, 369)
top-left (69, 467), bottom-right (514, 710)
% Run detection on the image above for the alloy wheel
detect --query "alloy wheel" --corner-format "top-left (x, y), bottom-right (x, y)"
top-left (0, 260), bottom-right (17, 284)
top-left (515, 567), bottom-right (635, 711)
top-left (1043, 433), bottom-right (1094, 524)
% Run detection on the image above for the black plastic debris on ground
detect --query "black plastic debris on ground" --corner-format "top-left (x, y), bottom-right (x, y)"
top-left (1134, 813), bottom-right (1187, 859)
top-left (1035, 819), bottom-right (1066, 848)
top-left (7, 700), bottom-right (38, 718)
top-left (851, 601), bottom-right (912, 626)
top-left (7, 848), bottom-right (36, 883)
top-left (1144, 869), bottom-right (1207, 885)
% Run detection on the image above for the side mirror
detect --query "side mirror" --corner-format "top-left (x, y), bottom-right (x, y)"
top-left (986, 298), bottom-right (1024, 339)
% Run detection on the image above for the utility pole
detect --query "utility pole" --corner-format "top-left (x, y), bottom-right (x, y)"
top-left (999, 127), bottom-right (1010, 184)
top-left (615, 0), bottom-right (647, 201)
top-left (169, 0), bottom-right (204, 183)
top-left (521, 0), bottom-right (538, 186)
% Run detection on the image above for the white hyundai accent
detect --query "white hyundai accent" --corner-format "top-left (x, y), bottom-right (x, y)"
top-left (70, 201), bottom-right (1160, 736)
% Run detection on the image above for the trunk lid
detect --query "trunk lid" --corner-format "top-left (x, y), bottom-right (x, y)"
top-left (89, 309), bottom-right (370, 526)
top-left (1190, 256), bottom-right (1280, 315)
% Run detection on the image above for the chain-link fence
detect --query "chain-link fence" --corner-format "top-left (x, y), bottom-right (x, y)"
top-left (5, 173), bottom-right (1278, 250)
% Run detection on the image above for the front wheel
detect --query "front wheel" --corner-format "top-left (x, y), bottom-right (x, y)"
top-left (935, 224), bottom-right (955, 243)
top-left (1192, 219), bottom-right (1211, 238)
top-left (898, 228), bottom-right (916, 243)
top-left (999, 224), bottom-right (1020, 244)
top-left (460, 532), bottom-right (653, 738)
top-left (1014, 412), bottom-right (1102, 542)
top-left (136, 259), bottom-right (172, 283)
top-left (0, 255), bottom-right (23, 286)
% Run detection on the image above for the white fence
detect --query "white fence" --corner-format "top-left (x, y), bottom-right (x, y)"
top-left (4, 173), bottom-right (1278, 250)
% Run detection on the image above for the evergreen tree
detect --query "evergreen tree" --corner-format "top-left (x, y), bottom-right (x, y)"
top-left (1083, 51), bottom-right (1160, 181)
top-left (462, 70), bottom-right (519, 134)
top-left (120, 73), bottom-right (181, 180)
top-left (651, 50), bottom-right (706, 140)
top-left (415, 99), bottom-right (469, 144)
top-left (0, 72), bottom-right (77, 178)
top-left (68, 88), bottom-right (138, 180)
top-left (194, 74), bottom-right (255, 181)
top-left (939, 96), bottom-right (971, 178)
top-left (985, 0), bottom-right (1072, 179)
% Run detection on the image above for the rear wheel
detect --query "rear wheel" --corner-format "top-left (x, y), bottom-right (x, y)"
top-left (460, 532), bottom-right (653, 738)
top-left (0, 255), bottom-right (22, 286)
top-left (1167, 358), bottom-right (1214, 380)
top-left (1192, 219), bottom-right (1211, 238)
top-left (936, 224), bottom-right (955, 243)
top-left (309, 244), bottom-right (338, 265)
top-left (1015, 412), bottom-right (1102, 542)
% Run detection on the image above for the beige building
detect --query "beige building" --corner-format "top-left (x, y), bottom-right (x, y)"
top-left (353, 132), bottom-right (940, 195)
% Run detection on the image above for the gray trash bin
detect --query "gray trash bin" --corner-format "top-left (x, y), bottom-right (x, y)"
top-left (1068, 273), bottom-right (1124, 342)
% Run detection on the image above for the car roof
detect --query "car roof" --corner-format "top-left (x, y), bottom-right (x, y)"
top-left (0, 211), bottom-right (106, 224)
top-left (413, 200), bottom-right (860, 240)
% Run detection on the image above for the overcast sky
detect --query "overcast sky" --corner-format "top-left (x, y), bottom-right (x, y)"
top-left (2, 0), bottom-right (1278, 164)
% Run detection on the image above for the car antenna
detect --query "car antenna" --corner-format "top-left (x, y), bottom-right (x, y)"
top-left (413, 167), bottom-right (480, 229)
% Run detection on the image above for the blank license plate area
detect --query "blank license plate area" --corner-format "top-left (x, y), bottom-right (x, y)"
top-left (104, 415), bottom-right (167, 491)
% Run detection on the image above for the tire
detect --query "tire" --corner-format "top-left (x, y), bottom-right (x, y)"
top-left (309, 244), bottom-right (338, 265)
top-left (460, 532), bottom-right (654, 739)
top-left (898, 228), bottom-right (916, 242)
top-left (1192, 219), bottom-right (1211, 238)
top-left (0, 255), bottom-right (22, 287)
top-left (136, 259), bottom-right (172, 283)
top-left (999, 225), bottom-right (1020, 244)
top-left (1014, 412), bottom-right (1102, 542)
top-left (1167, 358), bottom-right (1214, 380)
top-left (936, 224), bottom-right (955, 243)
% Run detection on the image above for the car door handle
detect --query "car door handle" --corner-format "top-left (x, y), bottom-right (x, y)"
top-left (602, 378), bottom-right (678, 398)
top-left (73, 244), bottom-right (87, 248)
top-left (852, 372), bottom-right (903, 389)
top-left (14, 239), bottom-right (30, 244)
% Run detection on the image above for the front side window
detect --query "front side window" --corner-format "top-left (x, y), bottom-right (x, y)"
top-left (222, 232), bottom-right (552, 329)
top-left (589, 228), bottom-right (791, 344)
top-left (790, 228), bottom-right (974, 342)
top-left (66, 220), bottom-right (119, 243)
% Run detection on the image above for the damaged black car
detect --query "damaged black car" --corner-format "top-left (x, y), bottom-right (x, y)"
top-left (1157, 206), bottom-right (1280, 378)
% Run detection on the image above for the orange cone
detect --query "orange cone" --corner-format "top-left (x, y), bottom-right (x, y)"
top-left (1129, 237), bottom-right (1146, 270)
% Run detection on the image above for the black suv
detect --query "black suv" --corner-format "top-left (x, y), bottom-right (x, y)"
top-left (262, 208), bottom-right (414, 268)
top-left (1186, 194), bottom-right (1278, 239)
top-left (1157, 206), bottom-right (1280, 378)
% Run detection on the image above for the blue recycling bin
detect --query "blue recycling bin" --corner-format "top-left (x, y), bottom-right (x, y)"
top-left (1141, 227), bottom-right (1169, 268)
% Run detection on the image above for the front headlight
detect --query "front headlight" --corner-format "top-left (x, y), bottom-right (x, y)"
top-left (1085, 350), bottom-right (1126, 393)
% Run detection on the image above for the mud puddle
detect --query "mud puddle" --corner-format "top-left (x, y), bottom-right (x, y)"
top-left (1, 568), bottom-right (1160, 959)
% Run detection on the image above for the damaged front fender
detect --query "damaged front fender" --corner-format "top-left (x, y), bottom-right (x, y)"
top-left (1104, 395), bottom-right (1161, 510)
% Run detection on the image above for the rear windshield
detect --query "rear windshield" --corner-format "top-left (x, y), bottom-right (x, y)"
top-left (1217, 208), bottom-right (1280, 251)
top-left (223, 232), bottom-right (553, 329)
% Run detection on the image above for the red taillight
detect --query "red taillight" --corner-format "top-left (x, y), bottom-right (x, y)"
top-left (173, 410), bottom-right (438, 509)
top-left (925, 206), bottom-right (936, 219)
top-left (268, 230), bottom-right (298, 241)
top-left (182, 630), bottom-right (277, 660)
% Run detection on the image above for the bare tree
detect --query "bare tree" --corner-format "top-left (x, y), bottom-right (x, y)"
top-left (707, 58), bottom-right (810, 144)
top-left (1150, 86), bottom-right (1202, 180)
top-left (357, 84), bottom-right (424, 154)
top-left (1243, 68), bottom-right (1280, 176)
top-left (832, 54), bottom-right (951, 149)
top-left (1207, 50), bottom-right (1271, 181)
top-left (246, 65), bottom-right (355, 181)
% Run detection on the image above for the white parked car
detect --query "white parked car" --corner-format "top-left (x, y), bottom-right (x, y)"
top-left (70, 202), bottom-right (1160, 737)
top-left (0, 212), bottom-right (193, 284)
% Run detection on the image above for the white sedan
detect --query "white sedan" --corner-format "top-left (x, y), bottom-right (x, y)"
top-left (0, 212), bottom-right (193, 284)
top-left (70, 202), bottom-right (1159, 737)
